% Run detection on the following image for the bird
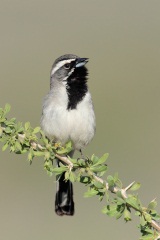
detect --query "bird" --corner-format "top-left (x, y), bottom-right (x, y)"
top-left (41, 54), bottom-right (96, 216)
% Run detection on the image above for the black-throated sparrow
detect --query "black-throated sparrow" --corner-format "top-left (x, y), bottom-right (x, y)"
top-left (41, 54), bottom-right (96, 216)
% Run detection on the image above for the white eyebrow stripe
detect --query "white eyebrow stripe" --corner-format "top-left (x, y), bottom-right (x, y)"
top-left (51, 59), bottom-right (75, 76)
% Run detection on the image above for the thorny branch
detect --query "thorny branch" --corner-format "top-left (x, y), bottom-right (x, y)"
top-left (1, 104), bottom-right (160, 239)
top-left (49, 153), bottom-right (160, 234)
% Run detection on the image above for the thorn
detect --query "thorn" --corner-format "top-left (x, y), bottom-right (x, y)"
top-left (151, 198), bottom-right (157, 202)
top-left (125, 181), bottom-right (135, 192)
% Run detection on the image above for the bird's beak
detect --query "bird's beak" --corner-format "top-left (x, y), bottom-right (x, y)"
top-left (75, 58), bottom-right (89, 68)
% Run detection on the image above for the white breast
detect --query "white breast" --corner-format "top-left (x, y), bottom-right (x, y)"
top-left (41, 90), bottom-right (96, 150)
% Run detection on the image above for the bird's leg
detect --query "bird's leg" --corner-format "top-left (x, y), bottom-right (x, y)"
top-left (77, 149), bottom-right (87, 166)
top-left (79, 149), bottom-right (85, 159)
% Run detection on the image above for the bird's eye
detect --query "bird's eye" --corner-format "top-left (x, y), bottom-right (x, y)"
top-left (64, 63), bottom-right (71, 69)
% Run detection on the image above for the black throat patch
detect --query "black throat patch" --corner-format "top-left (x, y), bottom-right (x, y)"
top-left (66, 67), bottom-right (88, 110)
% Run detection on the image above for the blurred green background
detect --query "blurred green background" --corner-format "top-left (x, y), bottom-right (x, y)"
top-left (0, 0), bottom-right (160, 239)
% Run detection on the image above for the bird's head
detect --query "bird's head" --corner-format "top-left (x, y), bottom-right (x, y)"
top-left (50, 54), bottom-right (88, 88)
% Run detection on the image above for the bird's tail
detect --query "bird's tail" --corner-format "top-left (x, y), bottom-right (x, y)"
top-left (55, 151), bottom-right (74, 216)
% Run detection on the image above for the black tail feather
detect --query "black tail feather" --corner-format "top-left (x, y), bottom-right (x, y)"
top-left (55, 171), bottom-right (74, 216)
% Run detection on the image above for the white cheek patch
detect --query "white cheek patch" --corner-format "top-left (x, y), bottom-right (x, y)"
top-left (51, 58), bottom-right (75, 76)
top-left (63, 67), bottom-right (75, 82)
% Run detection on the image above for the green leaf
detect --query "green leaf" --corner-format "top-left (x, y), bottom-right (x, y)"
top-left (116, 197), bottom-right (125, 205)
top-left (65, 141), bottom-right (72, 150)
top-left (20, 149), bottom-right (27, 154)
top-left (113, 173), bottom-right (122, 188)
top-left (47, 171), bottom-right (53, 177)
top-left (135, 211), bottom-right (141, 216)
top-left (2, 142), bottom-right (8, 151)
top-left (98, 188), bottom-right (106, 193)
top-left (69, 158), bottom-right (78, 164)
top-left (15, 122), bottom-right (23, 132)
top-left (130, 182), bottom-right (141, 191)
top-left (15, 141), bottom-right (22, 151)
top-left (151, 213), bottom-right (160, 221)
top-left (91, 154), bottom-right (99, 165)
top-left (93, 153), bottom-right (109, 166)
top-left (84, 188), bottom-right (98, 198)
top-left (44, 160), bottom-right (51, 167)
top-left (41, 133), bottom-right (49, 145)
top-left (148, 199), bottom-right (157, 211)
top-left (56, 162), bottom-right (64, 168)
top-left (18, 134), bottom-right (25, 143)
top-left (9, 118), bottom-right (16, 123)
top-left (56, 141), bottom-right (72, 154)
top-left (44, 151), bottom-right (51, 160)
top-left (144, 227), bottom-right (154, 234)
top-left (79, 176), bottom-right (91, 184)
top-left (28, 150), bottom-right (34, 162)
top-left (93, 180), bottom-right (105, 189)
top-left (124, 208), bottom-right (131, 221)
top-left (4, 127), bottom-right (12, 133)
top-left (34, 151), bottom-right (45, 157)
top-left (105, 204), bottom-right (118, 217)
top-left (106, 191), bottom-right (109, 201)
top-left (25, 122), bottom-right (31, 130)
top-left (10, 145), bottom-right (15, 152)
top-left (102, 206), bottom-right (108, 214)
top-left (143, 212), bottom-right (152, 223)
top-left (0, 118), bottom-right (6, 124)
top-left (77, 159), bottom-right (86, 167)
top-left (116, 180), bottom-right (123, 188)
top-left (140, 215), bottom-right (146, 226)
top-left (56, 147), bottom-right (68, 154)
top-left (44, 161), bottom-right (53, 172)
top-left (52, 166), bottom-right (67, 173)
top-left (65, 171), bottom-right (69, 180)
top-left (126, 195), bottom-right (141, 211)
top-left (107, 175), bottom-right (115, 187)
top-left (113, 172), bottom-right (119, 182)
top-left (139, 234), bottom-right (154, 240)
top-left (116, 210), bottom-right (124, 219)
top-left (4, 103), bottom-right (11, 114)
top-left (90, 165), bottom-right (108, 173)
top-left (69, 172), bottom-right (76, 182)
top-left (0, 127), bottom-right (3, 137)
top-left (17, 127), bottom-right (24, 133)
top-left (33, 127), bottom-right (41, 134)
top-left (0, 108), bottom-right (3, 114)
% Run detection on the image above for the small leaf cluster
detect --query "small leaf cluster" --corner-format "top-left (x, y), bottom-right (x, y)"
top-left (1, 104), bottom-right (160, 240)
top-left (102, 185), bottom-right (160, 239)
top-left (0, 104), bottom-right (73, 169)
top-left (77, 154), bottom-right (109, 200)
top-left (51, 153), bottom-right (109, 199)
top-left (138, 199), bottom-right (160, 240)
